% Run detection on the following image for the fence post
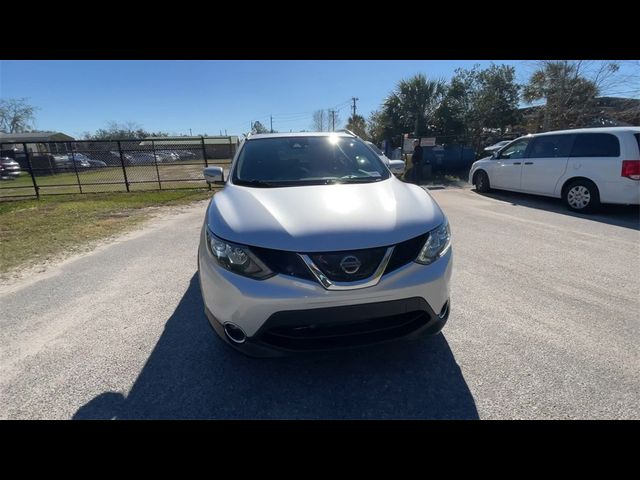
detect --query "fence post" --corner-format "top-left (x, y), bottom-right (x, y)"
top-left (23, 143), bottom-right (40, 200)
top-left (201, 137), bottom-right (208, 167)
top-left (151, 140), bottom-right (162, 190)
top-left (69, 143), bottom-right (83, 194)
top-left (201, 137), bottom-right (211, 191)
top-left (117, 141), bottom-right (130, 192)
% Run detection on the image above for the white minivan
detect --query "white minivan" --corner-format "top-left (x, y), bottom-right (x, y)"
top-left (469, 127), bottom-right (640, 212)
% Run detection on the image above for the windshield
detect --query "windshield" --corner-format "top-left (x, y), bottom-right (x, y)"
top-left (232, 136), bottom-right (391, 187)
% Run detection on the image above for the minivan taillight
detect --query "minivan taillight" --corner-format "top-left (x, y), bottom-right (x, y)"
top-left (621, 160), bottom-right (640, 180)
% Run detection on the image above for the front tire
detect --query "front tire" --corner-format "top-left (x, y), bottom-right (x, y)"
top-left (474, 171), bottom-right (491, 192)
top-left (564, 179), bottom-right (600, 213)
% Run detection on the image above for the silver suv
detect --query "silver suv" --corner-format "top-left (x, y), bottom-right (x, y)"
top-left (198, 132), bottom-right (452, 356)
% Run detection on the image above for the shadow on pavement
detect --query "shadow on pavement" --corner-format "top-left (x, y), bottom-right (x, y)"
top-left (74, 273), bottom-right (478, 419)
top-left (476, 190), bottom-right (640, 231)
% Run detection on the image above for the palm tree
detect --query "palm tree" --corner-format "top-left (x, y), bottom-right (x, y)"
top-left (388, 74), bottom-right (446, 137)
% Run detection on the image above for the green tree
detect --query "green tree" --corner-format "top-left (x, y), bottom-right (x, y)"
top-left (522, 60), bottom-right (619, 130)
top-left (475, 65), bottom-right (521, 132)
top-left (367, 94), bottom-right (409, 145)
top-left (435, 64), bottom-right (520, 150)
top-left (345, 114), bottom-right (368, 139)
top-left (0, 98), bottom-right (39, 133)
top-left (251, 120), bottom-right (269, 134)
top-left (389, 73), bottom-right (447, 137)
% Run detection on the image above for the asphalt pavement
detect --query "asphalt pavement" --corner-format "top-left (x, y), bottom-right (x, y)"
top-left (1, 187), bottom-right (638, 419)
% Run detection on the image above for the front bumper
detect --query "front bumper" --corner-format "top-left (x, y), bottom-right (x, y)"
top-left (0, 169), bottom-right (20, 178)
top-left (198, 228), bottom-right (453, 356)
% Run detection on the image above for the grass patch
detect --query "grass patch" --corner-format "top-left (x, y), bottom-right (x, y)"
top-left (0, 189), bottom-right (214, 277)
top-left (0, 161), bottom-right (229, 198)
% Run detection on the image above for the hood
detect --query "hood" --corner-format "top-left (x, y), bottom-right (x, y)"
top-left (207, 177), bottom-right (445, 252)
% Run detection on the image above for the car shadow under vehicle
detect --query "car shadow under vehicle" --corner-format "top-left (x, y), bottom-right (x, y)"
top-left (475, 189), bottom-right (640, 231)
top-left (74, 273), bottom-right (478, 420)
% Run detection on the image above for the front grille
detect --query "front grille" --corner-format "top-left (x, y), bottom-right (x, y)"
top-left (307, 247), bottom-right (386, 282)
top-left (384, 233), bottom-right (428, 274)
top-left (250, 231), bottom-right (429, 285)
top-left (250, 246), bottom-right (315, 281)
top-left (260, 311), bottom-right (430, 350)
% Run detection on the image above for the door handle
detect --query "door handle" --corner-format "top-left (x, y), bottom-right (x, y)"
top-left (512, 162), bottom-right (521, 165)
top-left (524, 162), bottom-right (534, 165)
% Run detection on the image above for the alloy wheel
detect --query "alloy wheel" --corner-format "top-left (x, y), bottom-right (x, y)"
top-left (567, 185), bottom-right (591, 209)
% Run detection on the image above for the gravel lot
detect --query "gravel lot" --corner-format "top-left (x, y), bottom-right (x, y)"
top-left (1, 187), bottom-right (638, 419)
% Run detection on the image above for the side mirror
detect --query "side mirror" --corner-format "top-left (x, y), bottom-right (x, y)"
top-left (491, 150), bottom-right (500, 159)
top-left (203, 166), bottom-right (225, 184)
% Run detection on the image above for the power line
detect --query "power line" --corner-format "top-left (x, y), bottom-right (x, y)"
top-left (332, 98), bottom-right (352, 109)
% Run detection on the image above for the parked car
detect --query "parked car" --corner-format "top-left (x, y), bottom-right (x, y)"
top-left (155, 150), bottom-right (180, 162)
top-left (174, 149), bottom-right (198, 160)
top-left (0, 157), bottom-right (21, 179)
top-left (53, 154), bottom-right (91, 171)
top-left (85, 151), bottom-right (129, 166)
top-left (483, 140), bottom-right (512, 152)
top-left (469, 126), bottom-right (640, 212)
top-left (364, 141), bottom-right (405, 176)
top-left (71, 153), bottom-right (93, 164)
top-left (198, 132), bottom-right (452, 356)
top-left (127, 152), bottom-right (161, 164)
top-left (87, 159), bottom-right (107, 168)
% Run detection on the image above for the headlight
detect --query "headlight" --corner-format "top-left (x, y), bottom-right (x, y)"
top-left (415, 221), bottom-right (451, 265)
top-left (206, 230), bottom-right (274, 280)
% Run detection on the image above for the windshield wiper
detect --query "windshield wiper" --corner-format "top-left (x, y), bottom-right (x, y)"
top-left (337, 175), bottom-right (382, 183)
top-left (235, 179), bottom-right (283, 188)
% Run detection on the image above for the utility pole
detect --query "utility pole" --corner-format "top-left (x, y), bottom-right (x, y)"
top-left (351, 97), bottom-right (359, 118)
top-left (225, 129), bottom-right (227, 136)
top-left (329, 110), bottom-right (336, 131)
top-left (189, 128), bottom-right (193, 136)
top-left (270, 115), bottom-right (273, 133)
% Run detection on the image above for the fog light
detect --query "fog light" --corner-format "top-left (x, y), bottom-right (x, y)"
top-left (438, 301), bottom-right (449, 319)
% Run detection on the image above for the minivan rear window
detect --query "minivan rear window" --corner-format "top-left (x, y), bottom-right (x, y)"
top-left (635, 134), bottom-right (640, 155)
top-left (570, 133), bottom-right (620, 157)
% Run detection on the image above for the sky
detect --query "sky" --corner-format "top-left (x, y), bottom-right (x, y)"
top-left (1, 60), bottom-right (638, 139)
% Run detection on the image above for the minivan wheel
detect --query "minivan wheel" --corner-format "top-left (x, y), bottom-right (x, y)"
top-left (564, 180), bottom-right (600, 213)
top-left (475, 171), bottom-right (491, 192)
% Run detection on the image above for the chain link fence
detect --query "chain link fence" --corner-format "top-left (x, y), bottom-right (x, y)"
top-left (0, 137), bottom-right (237, 200)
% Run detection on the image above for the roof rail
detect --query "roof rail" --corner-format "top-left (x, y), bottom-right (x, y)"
top-left (334, 129), bottom-right (358, 137)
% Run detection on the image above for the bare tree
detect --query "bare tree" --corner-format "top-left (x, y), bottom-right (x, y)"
top-left (312, 110), bottom-right (326, 131)
top-left (311, 109), bottom-right (342, 131)
top-left (0, 98), bottom-right (39, 133)
top-left (84, 121), bottom-right (170, 140)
